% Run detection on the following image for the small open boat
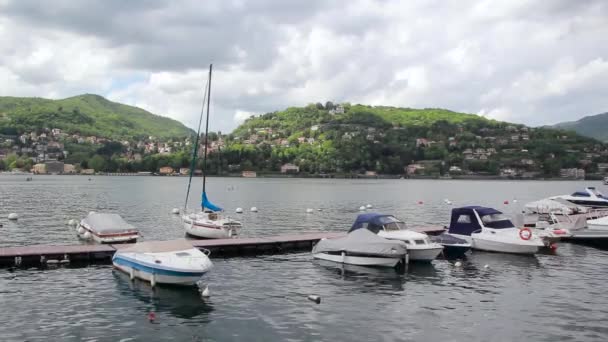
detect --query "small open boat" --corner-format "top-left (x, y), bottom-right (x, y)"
top-left (78, 212), bottom-right (139, 244)
top-left (312, 229), bottom-right (407, 267)
top-left (112, 239), bottom-right (213, 287)
top-left (430, 233), bottom-right (471, 259)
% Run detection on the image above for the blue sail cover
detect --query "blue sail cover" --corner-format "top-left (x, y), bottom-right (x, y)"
top-left (202, 192), bottom-right (223, 212)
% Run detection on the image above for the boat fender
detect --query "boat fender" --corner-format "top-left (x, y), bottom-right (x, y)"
top-left (307, 295), bottom-right (321, 304)
top-left (150, 273), bottom-right (156, 287)
top-left (518, 228), bottom-right (532, 240)
top-left (201, 285), bottom-right (210, 298)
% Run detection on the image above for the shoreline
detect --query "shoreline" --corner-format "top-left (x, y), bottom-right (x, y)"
top-left (0, 171), bottom-right (598, 181)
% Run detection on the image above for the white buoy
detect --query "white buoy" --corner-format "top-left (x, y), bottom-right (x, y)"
top-left (68, 219), bottom-right (77, 226)
top-left (250, 207), bottom-right (258, 213)
top-left (444, 199), bottom-right (452, 205)
top-left (484, 264), bottom-right (489, 269)
top-left (235, 208), bottom-right (243, 214)
top-left (513, 199), bottom-right (518, 203)
top-left (201, 285), bottom-right (210, 298)
top-left (366, 204), bottom-right (373, 209)
top-left (7, 213), bottom-right (18, 220)
top-left (306, 208), bottom-right (314, 213)
top-left (88, 211), bottom-right (96, 216)
top-left (171, 208), bottom-right (180, 215)
top-left (454, 261), bottom-right (462, 267)
top-left (77, 227), bottom-right (85, 235)
top-left (359, 206), bottom-right (366, 211)
top-left (317, 208), bottom-right (322, 211)
top-left (307, 295), bottom-right (321, 304)
top-left (83, 231), bottom-right (92, 240)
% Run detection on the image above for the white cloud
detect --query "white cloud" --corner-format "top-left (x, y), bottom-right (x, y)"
top-left (0, 0), bottom-right (607, 132)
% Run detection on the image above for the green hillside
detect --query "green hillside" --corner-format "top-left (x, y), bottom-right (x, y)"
top-left (217, 102), bottom-right (606, 177)
top-left (554, 112), bottom-right (608, 141)
top-left (0, 94), bottom-right (194, 140)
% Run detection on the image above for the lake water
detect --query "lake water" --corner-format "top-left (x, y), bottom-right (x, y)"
top-left (1, 175), bottom-right (608, 341)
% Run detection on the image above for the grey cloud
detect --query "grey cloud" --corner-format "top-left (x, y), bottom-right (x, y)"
top-left (1, 0), bottom-right (607, 133)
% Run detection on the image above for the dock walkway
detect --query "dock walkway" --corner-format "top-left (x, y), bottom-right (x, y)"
top-left (0, 227), bottom-right (444, 268)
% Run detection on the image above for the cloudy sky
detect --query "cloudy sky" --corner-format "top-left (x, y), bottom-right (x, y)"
top-left (1, 0), bottom-right (607, 132)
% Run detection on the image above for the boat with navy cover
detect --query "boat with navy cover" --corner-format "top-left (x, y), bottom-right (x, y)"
top-left (312, 229), bottom-right (408, 267)
top-left (78, 212), bottom-right (140, 244)
top-left (430, 233), bottom-right (471, 259)
top-left (349, 213), bottom-right (444, 262)
top-left (112, 239), bottom-right (213, 286)
top-left (448, 206), bottom-right (544, 254)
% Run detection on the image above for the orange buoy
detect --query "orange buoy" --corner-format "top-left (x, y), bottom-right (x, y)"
top-left (148, 312), bottom-right (156, 322)
top-left (503, 200), bottom-right (509, 205)
top-left (418, 201), bottom-right (424, 205)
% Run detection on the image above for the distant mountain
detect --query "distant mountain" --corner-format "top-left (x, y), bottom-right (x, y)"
top-left (553, 112), bottom-right (608, 141)
top-left (0, 94), bottom-right (194, 140)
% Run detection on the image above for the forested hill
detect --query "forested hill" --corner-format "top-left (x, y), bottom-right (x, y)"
top-left (215, 102), bottom-right (607, 177)
top-left (0, 94), bottom-right (194, 140)
top-left (553, 112), bottom-right (608, 141)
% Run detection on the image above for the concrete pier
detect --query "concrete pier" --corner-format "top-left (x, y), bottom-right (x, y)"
top-left (0, 227), bottom-right (445, 268)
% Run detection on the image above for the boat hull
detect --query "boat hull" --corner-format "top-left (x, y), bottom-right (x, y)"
top-left (312, 252), bottom-right (402, 267)
top-left (471, 238), bottom-right (540, 255)
top-left (440, 245), bottom-right (471, 259)
top-left (408, 247), bottom-right (444, 262)
top-left (182, 215), bottom-right (240, 239)
top-left (112, 256), bottom-right (207, 286)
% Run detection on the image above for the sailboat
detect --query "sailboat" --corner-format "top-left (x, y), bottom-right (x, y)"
top-left (182, 64), bottom-right (243, 239)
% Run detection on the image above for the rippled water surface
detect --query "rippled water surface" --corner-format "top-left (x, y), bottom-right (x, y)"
top-left (1, 175), bottom-right (608, 341)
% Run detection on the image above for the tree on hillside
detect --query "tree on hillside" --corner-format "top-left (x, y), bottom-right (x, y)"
top-left (89, 155), bottom-right (106, 171)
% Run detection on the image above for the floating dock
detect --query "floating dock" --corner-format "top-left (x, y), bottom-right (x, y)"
top-left (0, 227), bottom-right (445, 268)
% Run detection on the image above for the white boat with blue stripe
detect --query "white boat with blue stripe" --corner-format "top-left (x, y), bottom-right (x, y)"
top-left (112, 239), bottom-right (213, 287)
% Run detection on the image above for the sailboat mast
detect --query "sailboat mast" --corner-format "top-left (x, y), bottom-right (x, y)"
top-left (201, 64), bottom-right (212, 210)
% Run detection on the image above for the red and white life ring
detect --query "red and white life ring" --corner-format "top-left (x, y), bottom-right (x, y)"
top-left (519, 227), bottom-right (532, 240)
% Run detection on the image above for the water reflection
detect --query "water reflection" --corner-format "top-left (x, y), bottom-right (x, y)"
top-left (113, 270), bottom-right (214, 320)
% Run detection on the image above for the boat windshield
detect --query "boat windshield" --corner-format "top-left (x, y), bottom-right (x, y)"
top-left (383, 221), bottom-right (406, 231)
top-left (588, 188), bottom-right (607, 199)
top-left (480, 213), bottom-right (515, 229)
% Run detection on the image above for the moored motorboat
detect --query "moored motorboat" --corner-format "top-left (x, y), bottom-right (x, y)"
top-left (430, 233), bottom-right (471, 259)
top-left (348, 213), bottom-right (443, 262)
top-left (78, 212), bottom-right (140, 244)
top-left (550, 187), bottom-right (608, 209)
top-left (448, 206), bottom-right (544, 254)
top-left (312, 229), bottom-right (408, 267)
top-left (112, 239), bottom-right (213, 286)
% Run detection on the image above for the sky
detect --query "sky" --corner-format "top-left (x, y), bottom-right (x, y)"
top-left (0, 0), bottom-right (607, 133)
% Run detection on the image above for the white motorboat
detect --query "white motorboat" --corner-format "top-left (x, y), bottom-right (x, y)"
top-left (550, 187), bottom-right (608, 208)
top-left (604, 177), bottom-right (608, 185)
top-left (312, 229), bottom-right (408, 267)
top-left (78, 212), bottom-right (140, 244)
top-left (112, 239), bottom-right (213, 286)
top-left (587, 216), bottom-right (608, 230)
top-left (181, 64), bottom-right (243, 239)
top-left (349, 213), bottom-right (443, 262)
top-left (182, 210), bottom-right (242, 239)
top-left (448, 206), bottom-right (544, 254)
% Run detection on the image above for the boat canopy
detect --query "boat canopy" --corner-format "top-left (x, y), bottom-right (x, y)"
top-left (449, 206), bottom-right (514, 236)
top-left (349, 213), bottom-right (400, 233)
top-left (202, 192), bottom-right (222, 212)
top-left (525, 198), bottom-right (578, 214)
top-left (82, 213), bottom-right (138, 233)
top-left (313, 229), bottom-right (407, 257)
top-left (121, 239), bottom-right (194, 253)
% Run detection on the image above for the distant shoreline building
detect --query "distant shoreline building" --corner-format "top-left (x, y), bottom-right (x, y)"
top-left (242, 171), bottom-right (257, 178)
